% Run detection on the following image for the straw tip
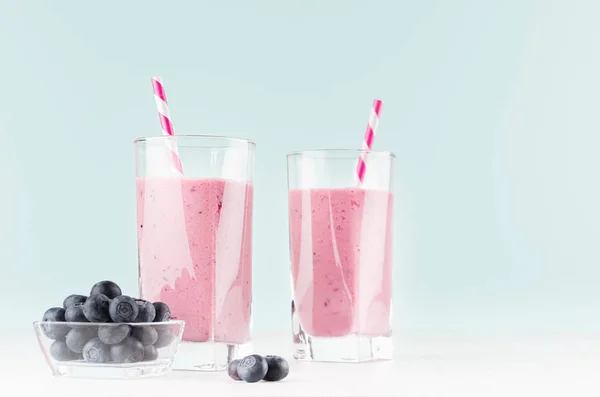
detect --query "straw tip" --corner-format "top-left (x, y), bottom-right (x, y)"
top-left (373, 99), bottom-right (383, 114)
top-left (151, 76), bottom-right (163, 83)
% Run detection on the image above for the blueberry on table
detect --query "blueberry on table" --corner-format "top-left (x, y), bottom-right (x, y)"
top-left (50, 340), bottom-right (81, 362)
top-left (90, 280), bottom-right (122, 299)
top-left (110, 337), bottom-right (145, 363)
top-left (63, 294), bottom-right (87, 309)
top-left (142, 345), bottom-right (159, 361)
top-left (83, 294), bottom-right (111, 322)
top-left (65, 303), bottom-right (89, 323)
top-left (263, 355), bottom-right (290, 381)
top-left (134, 299), bottom-right (156, 322)
top-left (152, 302), bottom-right (171, 322)
top-left (227, 359), bottom-right (242, 381)
top-left (131, 326), bottom-right (158, 346)
top-left (237, 354), bottom-right (268, 383)
top-left (98, 324), bottom-right (131, 345)
top-left (42, 307), bottom-right (69, 340)
top-left (65, 327), bottom-right (97, 354)
top-left (153, 328), bottom-right (175, 349)
top-left (82, 337), bottom-right (111, 363)
top-left (109, 296), bottom-right (139, 323)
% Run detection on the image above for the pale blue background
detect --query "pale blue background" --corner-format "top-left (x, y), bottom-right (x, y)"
top-left (1, 0), bottom-right (598, 335)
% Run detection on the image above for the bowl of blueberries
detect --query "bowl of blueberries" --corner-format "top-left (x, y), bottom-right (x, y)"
top-left (33, 280), bottom-right (184, 379)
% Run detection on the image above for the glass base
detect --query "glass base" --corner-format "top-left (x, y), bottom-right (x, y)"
top-left (53, 359), bottom-right (173, 379)
top-left (172, 340), bottom-right (252, 371)
top-left (294, 334), bottom-right (393, 362)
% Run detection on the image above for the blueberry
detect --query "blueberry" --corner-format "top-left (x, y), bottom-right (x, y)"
top-left (90, 280), bottom-right (122, 299)
top-left (263, 355), bottom-right (289, 381)
top-left (227, 359), bottom-right (242, 381)
top-left (65, 303), bottom-right (89, 323)
top-left (135, 299), bottom-right (156, 322)
top-left (131, 326), bottom-right (158, 346)
top-left (63, 294), bottom-right (87, 309)
top-left (152, 302), bottom-right (171, 322)
top-left (50, 340), bottom-right (81, 361)
top-left (110, 337), bottom-right (144, 363)
top-left (83, 294), bottom-right (111, 322)
top-left (43, 307), bottom-right (66, 322)
top-left (98, 324), bottom-right (131, 345)
top-left (42, 307), bottom-right (69, 340)
top-left (65, 327), bottom-right (97, 354)
top-left (142, 345), bottom-right (159, 361)
top-left (237, 354), bottom-right (268, 383)
top-left (82, 337), bottom-right (111, 363)
top-left (154, 328), bottom-right (175, 348)
top-left (108, 295), bottom-right (139, 323)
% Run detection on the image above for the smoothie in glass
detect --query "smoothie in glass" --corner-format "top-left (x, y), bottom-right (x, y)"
top-left (288, 188), bottom-right (392, 338)
top-left (135, 134), bottom-right (255, 370)
top-left (137, 177), bottom-right (253, 344)
top-left (287, 149), bottom-right (394, 362)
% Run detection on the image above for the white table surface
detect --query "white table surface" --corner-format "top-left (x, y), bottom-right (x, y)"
top-left (2, 331), bottom-right (599, 397)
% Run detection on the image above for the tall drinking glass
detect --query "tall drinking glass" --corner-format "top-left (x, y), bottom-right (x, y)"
top-left (134, 135), bottom-right (254, 371)
top-left (287, 149), bottom-right (395, 362)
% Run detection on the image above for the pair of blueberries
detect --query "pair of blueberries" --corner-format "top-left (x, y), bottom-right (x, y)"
top-left (228, 354), bottom-right (289, 383)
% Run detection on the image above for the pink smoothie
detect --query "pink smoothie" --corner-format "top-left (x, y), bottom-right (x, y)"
top-left (137, 177), bottom-right (252, 344)
top-left (289, 188), bottom-right (393, 338)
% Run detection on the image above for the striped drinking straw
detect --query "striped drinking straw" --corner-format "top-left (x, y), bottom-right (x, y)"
top-left (356, 99), bottom-right (383, 184)
top-left (151, 76), bottom-right (183, 174)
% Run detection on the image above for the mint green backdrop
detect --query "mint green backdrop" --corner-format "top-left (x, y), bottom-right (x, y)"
top-left (1, 0), bottom-right (598, 335)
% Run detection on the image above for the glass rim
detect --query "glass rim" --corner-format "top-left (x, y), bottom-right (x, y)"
top-left (33, 320), bottom-right (185, 326)
top-left (287, 149), bottom-right (396, 158)
top-left (133, 134), bottom-right (255, 147)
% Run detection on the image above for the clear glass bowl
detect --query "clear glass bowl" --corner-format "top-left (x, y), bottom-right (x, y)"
top-left (33, 320), bottom-right (184, 379)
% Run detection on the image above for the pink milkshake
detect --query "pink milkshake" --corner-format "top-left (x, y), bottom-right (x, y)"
top-left (137, 177), bottom-right (253, 344)
top-left (288, 188), bottom-right (393, 338)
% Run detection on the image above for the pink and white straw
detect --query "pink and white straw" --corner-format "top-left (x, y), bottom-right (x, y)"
top-left (151, 76), bottom-right (183, 174)
top-left (356, 99), bottom-right (383, 184)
